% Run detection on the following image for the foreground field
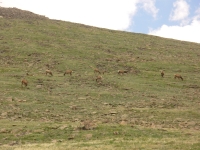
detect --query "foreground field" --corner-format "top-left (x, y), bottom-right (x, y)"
top-left (0, 7), bottom-right (200, 149)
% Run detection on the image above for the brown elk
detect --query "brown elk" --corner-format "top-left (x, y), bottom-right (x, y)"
top-left (21, 79), bottom-right (28, 87)
top-left (64, 70), bottom-right (73, 76)
top-left (46, 69), bottom-right (53, 76)
top-left (161, 70), bottom-right (164, 77)
top-left (94, 68), bottom-right (101, 74)
top-left (174, 74), bottom-right (183, 80)
top-left (118, 70), bottom-right (128, 75)
top-left (90, 66), bottom-right (101, 74)
top-left (96, 75), bottom-right (102, 82)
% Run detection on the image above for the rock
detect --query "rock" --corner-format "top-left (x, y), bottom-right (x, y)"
top-left (68, 134), bottom-right (75, 140)
top-left (85, 134), bottom-right (93, 140)
top-left (36, 85), bottom-right (42, 89)
top-left (1, 112), bottom-right (7, 117)
top-left (78, 97), bottom-right (87, 100)
top-left (7, 97), bottom-right (13, 102)
top-left (59, 125), bottom-right (68, 130)
top-left (0, 128), bottom-right (10, 133)
top-left (109, 111), bottom-right (117, 114)
top-left (120, 121), bottom-right (127, 125)
top-left (33, 129), bottom-right (44, 133)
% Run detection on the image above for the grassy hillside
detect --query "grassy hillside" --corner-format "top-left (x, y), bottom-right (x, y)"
top-left (0, 7), bottom-right (200, 149)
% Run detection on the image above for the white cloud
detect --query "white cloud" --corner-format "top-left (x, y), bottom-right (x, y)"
top-left (194, 7), bottom-right (200, 19)
top-left (169, 0), bottom-right (190, 21)
top-left (149, 18), bottom-right (200, 43)
top-left (140, 0), bottom-right (159, 18)
top-left (149, 1), bottom-right (200, 44)
top-left (1, 0), bottom-right (158, 31)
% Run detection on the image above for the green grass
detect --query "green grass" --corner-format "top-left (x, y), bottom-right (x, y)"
top-left (0, 8), bottom-right (200, 149)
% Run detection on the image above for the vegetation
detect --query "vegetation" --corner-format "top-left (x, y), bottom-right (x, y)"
top-left (0, 7), bottom-right (200, 150)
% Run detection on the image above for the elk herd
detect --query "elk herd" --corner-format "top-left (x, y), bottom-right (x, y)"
top-left (21, 66), bottom-right (184, 88)
top-left (160, 70), bottom-right (183, 80)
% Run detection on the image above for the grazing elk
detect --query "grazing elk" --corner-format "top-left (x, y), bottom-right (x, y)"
top-left (174, 74), bottom-right (183, 81)
top-left (21, 79), bottom-right (28, 87)
top-left (161, 70), bottom-right (164, 77)
top-left (118, 70), bottom-right (128, 75)
top-left (96, 75), bottom-right (102, 82)
top-left (94, 68), bottom-right (101, 74)
top-left (45, 69), bottom-right (53, 76)
top-left (64, 70), bottom-right (73, 76)
top-left (90, 66), bottom-right (101, 74)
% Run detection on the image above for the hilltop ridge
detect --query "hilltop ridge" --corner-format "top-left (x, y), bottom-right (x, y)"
top-left (0, 7), bottom-right (48, 20)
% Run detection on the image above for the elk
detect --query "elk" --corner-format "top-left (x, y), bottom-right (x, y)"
top-left (21, 79), bottom-right (28, 87)
top-left (45, 69), bottom-right (53, 76)
top-left (96, 75), bottom-right (102, 82)
top-left (161, 70), bottom-right (164, 77)
top-left (174, 74), bottom-right (183, 80)
top-left (64, 70), bottom-right (73, 76)
top-left (90, 66), bottom-right (101, 74)
top-left (118, 70), bottom-right (128, 75)
top-left (94, 68), bottom-right (101, 74)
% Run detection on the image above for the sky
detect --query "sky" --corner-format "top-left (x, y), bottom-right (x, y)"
top-left (1, 0), bottom-right (200, 44)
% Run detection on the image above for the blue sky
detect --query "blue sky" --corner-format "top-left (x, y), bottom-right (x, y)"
top-left (1, 0), bottom-right (200, 43)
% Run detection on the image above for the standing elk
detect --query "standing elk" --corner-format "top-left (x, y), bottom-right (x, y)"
top-left (21, 79), bottom-right (28, 87)
top-left (161, 70), bottom-right (164, 77)
top-left (174, 74), bottom-right (183, 80)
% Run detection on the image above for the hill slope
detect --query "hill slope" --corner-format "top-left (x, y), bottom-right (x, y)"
top-left (0, 7), bottom-right (200, 149)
